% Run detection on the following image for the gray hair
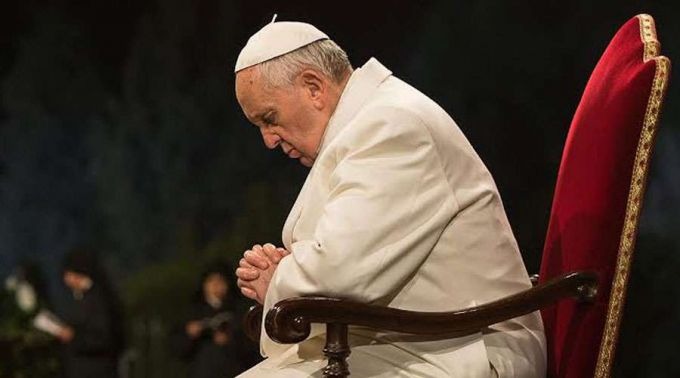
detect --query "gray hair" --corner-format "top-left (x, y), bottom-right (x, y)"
top-left (258, 39), bottom-right (352, 88)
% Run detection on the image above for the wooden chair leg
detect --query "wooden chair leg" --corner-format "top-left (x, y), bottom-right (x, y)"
top-left (323, 323), bottom-right (351, 377)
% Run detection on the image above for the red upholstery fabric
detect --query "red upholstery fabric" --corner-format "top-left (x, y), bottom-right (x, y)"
top-left (538, 16), bottom-right (664, 377)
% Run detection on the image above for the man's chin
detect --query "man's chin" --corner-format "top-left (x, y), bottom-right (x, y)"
top-left (299, 157), bottom-right (314, 167)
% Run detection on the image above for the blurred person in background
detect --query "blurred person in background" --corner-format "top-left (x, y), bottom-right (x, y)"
top-left (176, 262), bottom-right (243, 378)
top-left (57, 246), bottom-right (125, 378)
top-left (4, 261), bottom-right (50, 313)
top-left (1, 261), bottom-right (62, 376)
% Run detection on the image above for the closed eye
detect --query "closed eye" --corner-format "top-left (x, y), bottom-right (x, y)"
top-left (260, 110), bottom-right (278, 126)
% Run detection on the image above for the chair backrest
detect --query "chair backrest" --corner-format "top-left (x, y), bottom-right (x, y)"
top-left (538, 14), bottom-right (670, 378)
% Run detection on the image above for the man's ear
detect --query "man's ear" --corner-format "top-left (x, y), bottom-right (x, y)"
top-left (299, 70), bottom-right (325, 108)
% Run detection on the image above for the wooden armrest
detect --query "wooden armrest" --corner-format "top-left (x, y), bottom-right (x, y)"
top-left (241, 271), bottom-right (597, 378)
top-left (242, 274), bottom-right (543, 342)
top-left (243, 304), bottom-right (263, 342)
top-left (260, 271), bottom-right (596, 344)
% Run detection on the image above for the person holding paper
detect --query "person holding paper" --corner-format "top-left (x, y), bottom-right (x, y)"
top-left (175, 263), bottom-right (246, 378)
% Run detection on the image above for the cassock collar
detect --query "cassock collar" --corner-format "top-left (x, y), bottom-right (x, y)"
top-left (316, 58), bottom-right (392, 156)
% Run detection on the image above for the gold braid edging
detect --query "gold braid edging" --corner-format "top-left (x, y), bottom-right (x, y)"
top-left (638, 14), bottom-right (660, 62)
top-left (593, 15), bottom-right (671, 377)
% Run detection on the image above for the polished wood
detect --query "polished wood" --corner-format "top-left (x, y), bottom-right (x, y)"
top-left (243, 304), bottom-right (262, 342)
top-left (262, 271), bottom-right (597, 344)
top-left (323, 323), bottom-right (351, 378)
top-left (242, 271), bottom-right (597, 376)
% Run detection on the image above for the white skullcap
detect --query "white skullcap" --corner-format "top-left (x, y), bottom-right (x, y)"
top-left (234, 20), bottom-right (329, 73)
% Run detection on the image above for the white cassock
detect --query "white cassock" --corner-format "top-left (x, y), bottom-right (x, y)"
top-left (238, 58), bottom-right (546, 378)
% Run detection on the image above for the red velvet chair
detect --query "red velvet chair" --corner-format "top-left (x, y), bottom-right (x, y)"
top-left (538, 13), bottom-right (670, 377)
top-left (244, 14), bottom-right (671, 378)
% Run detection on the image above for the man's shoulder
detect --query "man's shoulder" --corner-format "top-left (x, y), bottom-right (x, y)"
top-left (325, 73), bottom-right (468, 162)
top-left (341, 75), bottom-right (481, 169)
top-left (342, 94), bottom-right (433, 148)
top-left (358, 76), bottom-right (452, 129)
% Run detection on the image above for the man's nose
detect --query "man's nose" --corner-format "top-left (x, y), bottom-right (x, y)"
top-left (261, 129), bottom-right (281, 149)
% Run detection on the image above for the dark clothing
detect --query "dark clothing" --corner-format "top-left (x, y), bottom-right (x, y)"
top-left (60, 285), bottom-right (122, 378)
top-left (176, 301), bottom-right (241, 378)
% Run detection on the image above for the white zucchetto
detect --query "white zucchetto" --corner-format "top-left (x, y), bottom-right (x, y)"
top-left (234, 20), bottom-right (329, 73)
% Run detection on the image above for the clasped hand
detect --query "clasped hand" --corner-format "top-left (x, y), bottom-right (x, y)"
top-left (236, 243), bottom-right (290, 304)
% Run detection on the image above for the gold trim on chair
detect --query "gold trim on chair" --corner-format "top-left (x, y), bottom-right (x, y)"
top-left (638, 14), bottom-right (660, 62)
top-left (594, 14), bottom-right (671, 378)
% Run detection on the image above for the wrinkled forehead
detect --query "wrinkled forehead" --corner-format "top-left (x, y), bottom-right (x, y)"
top-left (235, 67), bottom-right (261, 100)
top-left (235, 67), bottom-right (265, 113)
top-left (235, 67), bottom-right (290, 123)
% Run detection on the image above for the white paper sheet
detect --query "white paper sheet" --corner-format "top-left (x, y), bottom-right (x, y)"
top-left (32, 309), bottom-right (66, 337)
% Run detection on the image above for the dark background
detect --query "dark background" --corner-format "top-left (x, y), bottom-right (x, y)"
top-left (1, 0), bottom-right (678, 376)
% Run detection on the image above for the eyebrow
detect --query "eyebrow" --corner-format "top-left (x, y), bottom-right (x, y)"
top-left (251, 108), bottom-right (275, 124)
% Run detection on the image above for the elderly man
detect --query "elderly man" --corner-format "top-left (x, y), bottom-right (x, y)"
top-left (234, 20), bottom-right (546, 377)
